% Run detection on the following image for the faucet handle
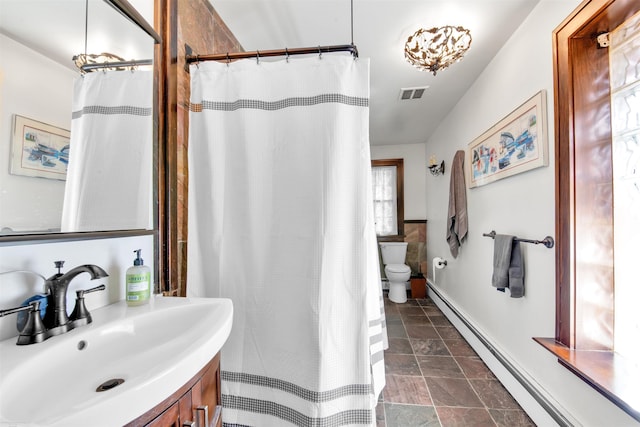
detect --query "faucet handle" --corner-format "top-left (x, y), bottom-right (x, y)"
top-left (54, 261), bottom-right (65, 273)
top-left (76, 284), bottom-right (106, 298)
top-left (17, 301), bottom-right (49, 345)
top-left (0, 301), bottom-right (49, 345)
top-left (69, 284), bottom-right (106, 327)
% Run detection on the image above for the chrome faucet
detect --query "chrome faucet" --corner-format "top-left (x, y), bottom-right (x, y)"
top-left (43, 261), bottom-right (109, 336)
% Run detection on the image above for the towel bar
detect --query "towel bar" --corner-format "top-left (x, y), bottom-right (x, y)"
top-left (483, 230), bottom-right (554, 249)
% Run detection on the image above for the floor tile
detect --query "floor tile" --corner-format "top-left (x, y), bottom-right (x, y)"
top-left (385, 311), bottom-right (401, 322)
top-left (488, 409), bottom-right (536, 426)
top-left (411, 339), bottom-right (451, 356)
top-left (399, 306), bottom-right (427, 317)
top-left (386, 337), bottom-right (413, 355)
top-left (428, 314), bottom-right (453, 327)
top-left (406, 324), bottom-right (440, 340)
top-left (417, 356), bottom-right (465, 378)
top-left (469, 379), bottom-right (521, 409)
top-left (436, 407), bottom-right (497, 427)
top-left (443, 339), bottom-right (477, 356)
top-left (383, 375), bottom-right (432, 405)
top-left (386, 320), bottom-right (407, 339)
top-left (384, 353), bottom-right (421, 376)
top-left (384, 301), bottom-right (401, 314)
top-left (403, 315), bottom-right (433, 325)
top-left (376, 401), bottom-right (386, 427)
top-left (425, 377), bottom-right (484, 408)
top-left (384, 403), bottom-right (441, 427)
top-left (455, 357), bottom-right (496, 380)
top-left (377, 297), bottom-right (534, 426)
top-left (435, 326), bottom-right (463, 340)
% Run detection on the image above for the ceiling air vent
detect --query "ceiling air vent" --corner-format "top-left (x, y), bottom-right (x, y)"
top-left (399, 86), bottom-right (429, 100)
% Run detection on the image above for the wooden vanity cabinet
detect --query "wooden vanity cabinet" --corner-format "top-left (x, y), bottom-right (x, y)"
top-left (124, 353), bottom-right (222, 427)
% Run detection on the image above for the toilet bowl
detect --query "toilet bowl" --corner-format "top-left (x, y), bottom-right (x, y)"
top-left (379, 242), bottom-right (411, 303)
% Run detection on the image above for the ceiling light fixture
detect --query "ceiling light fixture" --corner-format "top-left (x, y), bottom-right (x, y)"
top-left (404, 26), bottom-right (472, 76)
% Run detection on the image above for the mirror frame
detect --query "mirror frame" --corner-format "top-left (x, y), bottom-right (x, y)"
top-left (0, 0), bottom-right (163, 286)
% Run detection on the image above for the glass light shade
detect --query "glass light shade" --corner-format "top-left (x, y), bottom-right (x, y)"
top-left (405, 26), bottom-right (472, 76)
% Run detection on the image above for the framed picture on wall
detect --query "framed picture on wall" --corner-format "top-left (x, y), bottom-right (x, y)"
top-left (10, 115), bottom-right (70, 180)
top-left (466, 90), bottom-right (548, 188)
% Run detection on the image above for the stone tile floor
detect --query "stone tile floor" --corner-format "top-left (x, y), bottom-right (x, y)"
top-left (376, 296), bottom-right (536, 427)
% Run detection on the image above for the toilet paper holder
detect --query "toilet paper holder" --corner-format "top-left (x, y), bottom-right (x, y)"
top-left (433, 257), bottom-right (447, 268)
top-left (432, 257), bottom-right (447, 284)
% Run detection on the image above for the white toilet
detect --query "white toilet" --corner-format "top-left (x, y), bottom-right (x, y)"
top-left (379, 242), bottom-right (411, 303)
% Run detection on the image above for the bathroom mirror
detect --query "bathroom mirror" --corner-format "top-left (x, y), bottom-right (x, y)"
top-left (0, 0), bottom-right (159, 241)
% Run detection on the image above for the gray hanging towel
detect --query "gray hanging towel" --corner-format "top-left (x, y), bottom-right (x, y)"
top-left (508, 240), bottom-right (525, 298)
top-left (491, 234), bottom-right (514, 291)
top-left (447, 150), bottom-right (468, 258)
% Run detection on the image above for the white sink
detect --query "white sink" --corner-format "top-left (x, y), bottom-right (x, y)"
top-left (0, 296), bottom-right (233, 427)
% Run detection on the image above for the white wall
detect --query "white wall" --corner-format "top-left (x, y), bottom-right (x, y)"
top-left (0, 34), bottom-right (75, 232)
top-left (371, 142), bottom-right (427, 220)
top-left (426, 1), bottom-right (639, 426)
top-left (0, 235), bottom-right (154, 342)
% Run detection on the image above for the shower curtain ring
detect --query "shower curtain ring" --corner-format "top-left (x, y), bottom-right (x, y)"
top-left (285, 48), bottom-right (289, 63)
top-left (226, 53), bottom-right (230, 67)
top-left (318, 45), bottom-right (322, 59)
top-left (256, 50), bottom-right (260, 64)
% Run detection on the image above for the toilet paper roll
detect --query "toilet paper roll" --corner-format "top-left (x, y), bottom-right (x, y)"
top-left (433, 257), bottom-right (447, 269)
top-left (432, 257), bottom-right (447, 284)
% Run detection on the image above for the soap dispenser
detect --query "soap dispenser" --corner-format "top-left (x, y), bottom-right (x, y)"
top-left (126, 249), bottom-right (151, 306)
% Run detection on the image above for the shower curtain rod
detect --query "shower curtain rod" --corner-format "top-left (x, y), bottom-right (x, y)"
top-left (80, 59), bottom-right (153, 72)
top-left (185, 44), bottom-right (358, 64)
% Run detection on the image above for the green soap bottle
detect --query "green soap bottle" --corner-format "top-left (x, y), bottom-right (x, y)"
top-left (126, 249), bottom-right (151, 306)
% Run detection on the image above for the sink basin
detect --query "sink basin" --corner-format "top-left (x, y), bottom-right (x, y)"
top-left (0, 296), bottom-right (233, 426)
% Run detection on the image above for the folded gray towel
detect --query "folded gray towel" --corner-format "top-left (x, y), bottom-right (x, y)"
top-left (508, 240), bottom-right (525, 298)
top-left (491, 234), bottom-right (514, 289)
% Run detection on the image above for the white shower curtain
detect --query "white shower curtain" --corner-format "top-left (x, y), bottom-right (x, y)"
top-left (187, 55), bottom-right (387, 427)
top-left (61, 70), bottom-right (152, 232)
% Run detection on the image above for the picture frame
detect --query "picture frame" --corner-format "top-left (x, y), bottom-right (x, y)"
top-left (466, 90), bottom-right (548, 188)
top-left (10, 115), bottom-right (70, 180)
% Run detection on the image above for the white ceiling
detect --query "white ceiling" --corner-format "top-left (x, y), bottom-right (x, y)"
top-left (210, 0), bottom-right (540, 146)
top-left (0, 0), bottom-right (154, 72)
top-left (1, 0), bottom-right (540, 147)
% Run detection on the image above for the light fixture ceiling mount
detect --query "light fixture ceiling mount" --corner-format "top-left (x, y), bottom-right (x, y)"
top-left (404, 26), bottom-right (472, 76)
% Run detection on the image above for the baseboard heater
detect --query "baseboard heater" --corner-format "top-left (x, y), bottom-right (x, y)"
top-left (426, 282), bottom-right (573, 427)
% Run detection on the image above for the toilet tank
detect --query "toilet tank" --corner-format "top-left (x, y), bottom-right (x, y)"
top-left (379, 242), bottom-right (408, 264)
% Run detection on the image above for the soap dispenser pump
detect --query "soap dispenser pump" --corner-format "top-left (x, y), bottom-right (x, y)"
top-left (126, 249), bottom-right (150, 306)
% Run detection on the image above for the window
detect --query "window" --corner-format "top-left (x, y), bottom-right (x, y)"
top-left (609, 12), bottom-right (640, 364)
top-left (371, 159), bottom-right (404, 237)
top-left (534, 0), bottom-right (640, 421)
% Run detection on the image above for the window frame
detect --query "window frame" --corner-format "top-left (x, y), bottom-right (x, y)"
top-left (371, 159), bottom-right (404, 240)
top-left (533, 0), bottom-right (640, 421)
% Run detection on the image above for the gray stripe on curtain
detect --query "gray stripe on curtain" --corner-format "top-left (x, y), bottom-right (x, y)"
top-left (71, 105), bottom-right (152, 119)
top-left (221, 371), bottom-right (372, 402)
top-left (222, 395), bottom-right (372, 426)
top-left (190, 93), bottom-right (369, 112)
top-left (370, 349), bottom-right (384, 365)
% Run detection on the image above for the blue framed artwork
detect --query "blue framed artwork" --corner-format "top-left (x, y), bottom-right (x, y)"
top-left (466, 90), bottom-right (548, 188)
top-left (10, 115), bottom-right (70, 180)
